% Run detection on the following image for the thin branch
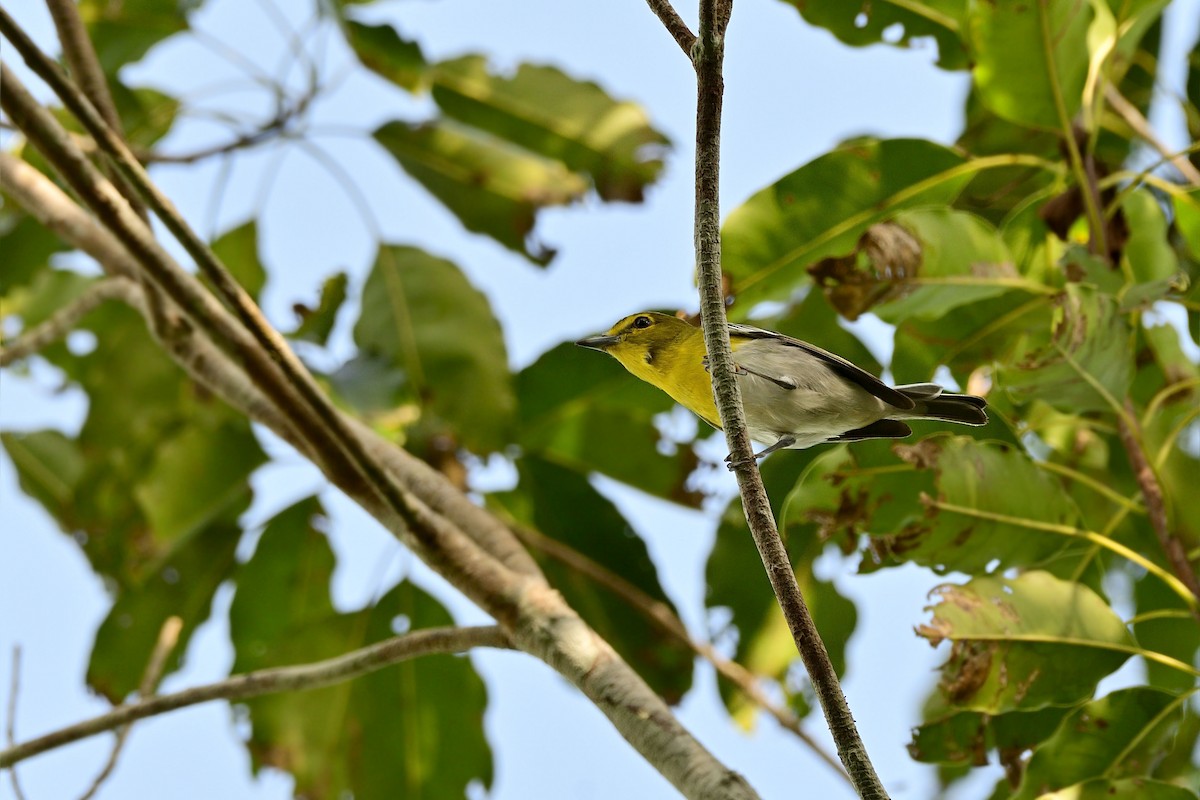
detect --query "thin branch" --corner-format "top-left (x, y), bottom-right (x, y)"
top-left (77, 617), bottom-right (183, 800)
top-left (685, 0), bottom-right (889, 796)
top-left (1104, 84), bottom-right (1200, 187)
top-left (643, 0), bottom-right (697, 56)
top-left (1116, 401), bottom-right (1200, 618)
top-left (5, 647), bottom-right (28, 800)
top-left (1, 626), bottom-right (511, 769)
top-left (1, 277), bottom-right (140, 366)
top-left (510, 522), bottom-right (851, 783)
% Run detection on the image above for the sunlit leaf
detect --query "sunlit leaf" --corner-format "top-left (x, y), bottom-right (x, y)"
top-left (999, 284), bottom-right (1132, 413)
top-left (773, 0), bottom-right (968, 69)
top-left (344, 245), bottom-right (514, 453)
top-left (493, 456), bottom-right (694, 704)
top-left (967, 0), bottom-right (1092, 130)
top-left (230, 498), bottom-right (492, 798)
top-left (722, 138), bottom-right (969, 315)
top-left (373, 119), bottom-right (587, 264)
top-left (1036, 778), bottom-right (1197, 800)
top-left (1011, 687), bottom-right (1186, 799)
top-left (431, 55), bottom-right (669, 201)
top-left (342, 20), bottom-right (426, 93)
top-left (517, 341), bottom-right (702, 507)
top-left (917, 571), bottom-right (1135, 713)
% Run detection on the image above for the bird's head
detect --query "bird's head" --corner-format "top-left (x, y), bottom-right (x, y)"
top-left (575, 311), bottom-right (697, 379)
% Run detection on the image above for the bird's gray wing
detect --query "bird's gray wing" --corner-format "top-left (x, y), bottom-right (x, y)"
top-left (727, 323), bottom-right (915, 410)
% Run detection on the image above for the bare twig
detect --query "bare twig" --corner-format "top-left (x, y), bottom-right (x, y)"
top-left (683, 0), bottom-right (890, 795)
top-left (1, 626), bottom-right (511, 769)
top-left (1104, 84), bottom-right (1200, 187)
top-left (5, 647), bottom-right (28, 800)
top-left (1117, 400), bottom-right (1200, 618)
top-left (76, 617), bottom-right (183, 800)
top-left (510, 523), bottom-right (850, 783)
top-left (1, 278), bottom-right (139, 366)
top-left (643, 0), bottom-right (697, 56)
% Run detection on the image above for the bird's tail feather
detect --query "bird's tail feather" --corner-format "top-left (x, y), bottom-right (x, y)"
top-left (895, 384), bottom-right (988, 426)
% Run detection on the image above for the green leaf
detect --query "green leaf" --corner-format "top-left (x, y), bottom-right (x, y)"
top-left (3, 268), bottom-right (97, 329)
top-left (917, 571), bottom-right (1135, 713)
top-left (342, 20), bottom-right (426, 93)
top-left (346, 245), bottom-right (513, 453)
top-left (80, 0), bottom-right (201, 74)
top-left (774, 0), bottom-right (969, 70)
top-left (1133, 579), bottom-right (1200, 694)
top-left (1121, 189), bottom-right (1179, 285)
top-left (1012, 687), bottom-right (1187, 799)
top-left (287, 271), bottom-right (348, 346)
top-left (373, 119), bottom-right (587, 264)
top-left (516, 341), bottom-right (702, 507)
top-left (493, 456), bottom-right (694, 704)
top-left (110, 83), bottom-right (180, 149)
top-left (967, 0), bottom-right (1092, 130)
top-left (0, 209), bottom-right (68, 295)
top-left (210, 220), bottom-right (267, 300)
top-left (87, 519), bottom-right (241, 701)
top-left (1036, 778), bottom-right (1198, 800)
top-left (908, 705), bottom-right (1069, 765)
top-left (1, 430), bottom-right (86, 519)
top-left (133, 419), bottom-right (265, 547)
top-left (722, 138), bottom-right (969, 315)
top-left (431, 55), bottom-right (669, 202)
top-left (869, 208), bottom-right (1022, 324)
top-left (1000, 284), bottom-right (1132, 413)
top-left (230, 498), bottom-right (493, 799)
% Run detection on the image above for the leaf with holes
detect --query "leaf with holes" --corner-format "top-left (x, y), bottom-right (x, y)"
top-left (917, 571), bottom-right (1135, 713)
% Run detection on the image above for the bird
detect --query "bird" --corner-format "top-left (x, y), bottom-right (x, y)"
top-left (575, 311), bottom-right (987, 464)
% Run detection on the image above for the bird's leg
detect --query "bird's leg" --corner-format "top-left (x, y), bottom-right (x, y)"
top-left (725, 435), bottom-right (797, 470)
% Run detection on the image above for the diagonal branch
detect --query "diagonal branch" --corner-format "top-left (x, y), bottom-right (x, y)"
top-left (1104, 84), bottom-right (1200, 187)
top-left (1116, 400), bottom-right (1200, 618)
top-left (643, 0), bottom-right (697, 56)
top-left (0, 626), bottom-right (511, 769)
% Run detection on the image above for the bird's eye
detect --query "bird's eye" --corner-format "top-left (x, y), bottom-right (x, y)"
top-left (633, 315), bottom-right (653, 329)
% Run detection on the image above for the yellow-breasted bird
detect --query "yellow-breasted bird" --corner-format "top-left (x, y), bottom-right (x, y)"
top-left (576, 312), bottom-right (987, 462)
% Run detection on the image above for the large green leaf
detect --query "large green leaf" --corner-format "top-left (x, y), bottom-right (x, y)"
top-left (431, 55), bottom-right (669, 202)
top-left (342, 20), bottom-right (427, 93)
top-left (722, 138), bottom-right (969, 315)
top-left (373, 120), bottom-right (587, 264)
top-left (1012, 687), bottom-right (1188, 799)
top-left (0, 207), bottom-right (71, 295)
top-left (967, 0), bottom-right (1092, 130)
top-left (999, 284), bottom-right (1133, 413)
top-left (1, 430), bottom-right (86, 522)
top-left (230, 498), bottom-right (492, 799)
top-left (87, 519), bottom-right (242, 701)
top-left (917, 571), bottom-right (1135, 713)
top-left (493, 456), bottom-right (694, 704)
top-left (110, 83), bottom-right (180, 149)
top-left (774, 0), bottom-right (969, 69)
top-left (849, 208), bottom-right (1021, 324)
top-left (80, 0), bottom-right (202, 74)
top-left (343, 245), bottom-right (514, 453)
top-left (1133, 579), bottom-right (1200, 694)
top-left (908, 705), bottom-right (1069, 766)
top-left (1037, 778), bottom-right (1198, 800)
top-left (516, 341), bottom-right (702, 507)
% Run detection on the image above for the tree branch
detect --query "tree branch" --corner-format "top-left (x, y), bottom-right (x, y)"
top-left (5, 647), bottom-right (28, 800)
top-left (2, 31), bottom-right (761, 798)
top-left (77, 617), bottom-right (182, 800)
top-left (1117, 400), bottom-right (1200, 618)
top-left (0, 626), bottom-right (511, 769)
top-left (1, 277), bottom-right (139, 366)
top-left (643, 0), bottom-right (697, 56)
top-left (511, 522), bottom-right (850, 783)
top-left (1104, 84), bottom-right (1200, 187)
top-left (684, 0), bottom-right (889, 796)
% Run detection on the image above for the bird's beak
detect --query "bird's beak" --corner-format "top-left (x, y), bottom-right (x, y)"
top-left (575, 334), bottom-right (620, 351)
